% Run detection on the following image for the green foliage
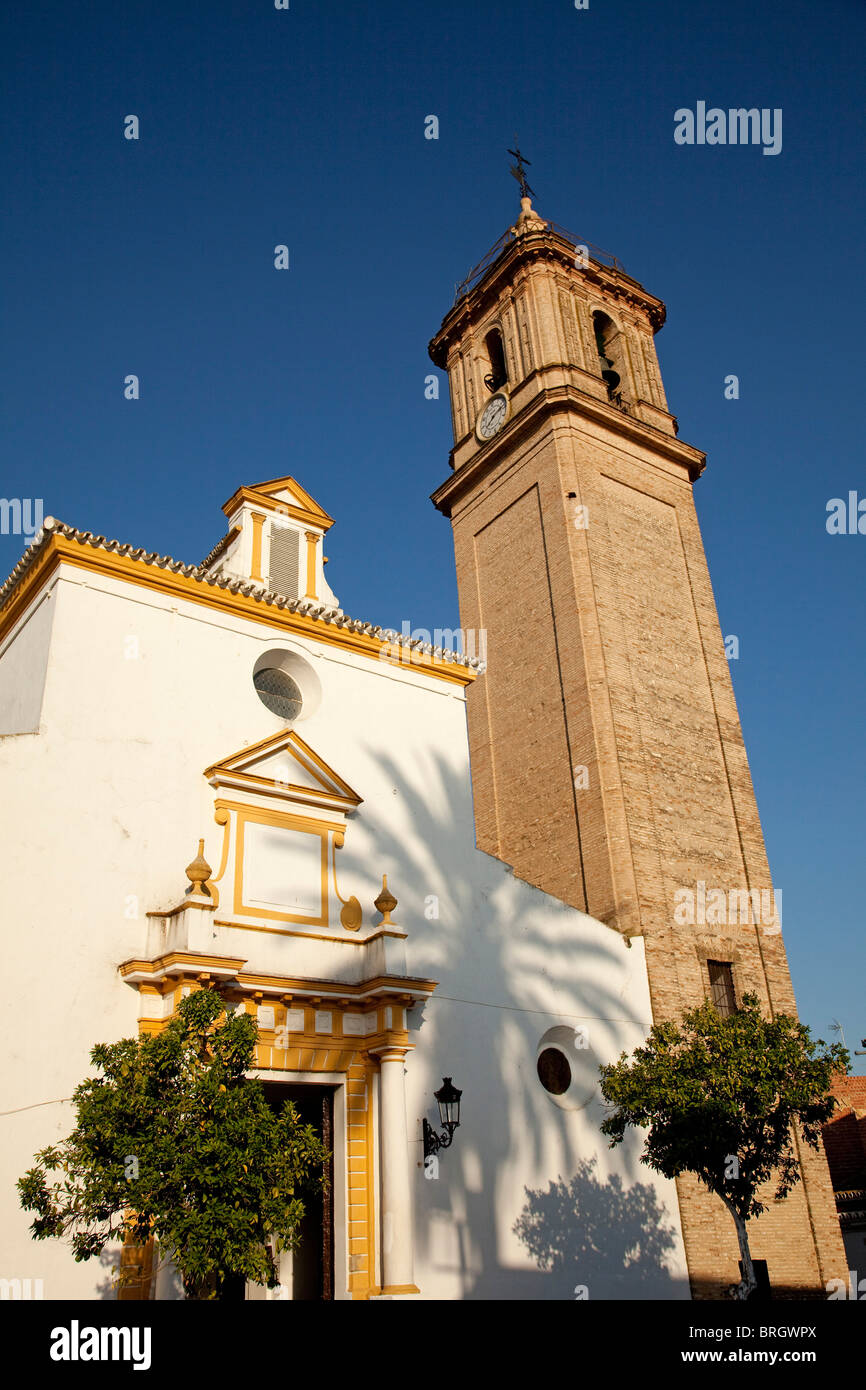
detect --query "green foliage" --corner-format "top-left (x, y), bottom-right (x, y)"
top-left (599, 994), bottom-right (847, 1222)
top-left (17, 988), bottom-right (329, 1297)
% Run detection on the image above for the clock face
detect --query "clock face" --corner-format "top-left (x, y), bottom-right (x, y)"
top-left (477, 393), bottom-right (508, 441)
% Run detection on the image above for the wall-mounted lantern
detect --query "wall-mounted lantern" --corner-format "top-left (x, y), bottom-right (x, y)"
top-left (422, 1077), bottom-right (463, 1162)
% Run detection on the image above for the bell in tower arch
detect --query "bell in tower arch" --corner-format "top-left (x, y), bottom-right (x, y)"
top-left (592, 310), bottom-right (622, 396)
top-left (599, 355), bottom-right (621, 393)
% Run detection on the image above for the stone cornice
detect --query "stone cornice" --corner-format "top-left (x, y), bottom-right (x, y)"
top-left (431, 382), bottom-right (706, 516)
top-left (0, 526), bottom-right (479, 684)
top-left (429, 225), bottom-right (666, 368)
top-left (119, 951), bottom-right (438, 1003)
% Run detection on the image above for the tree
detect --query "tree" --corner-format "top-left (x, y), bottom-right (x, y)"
top-left (18, 987), bottom-right (330, 1299)
top-left (598, 993), bottom-right (848, 1299)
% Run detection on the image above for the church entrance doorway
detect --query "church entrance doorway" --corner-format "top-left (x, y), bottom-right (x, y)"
top-left (242, 1082), bottom-right (335, 1301)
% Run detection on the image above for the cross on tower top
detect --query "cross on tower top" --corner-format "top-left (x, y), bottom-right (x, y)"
top-left (507, 141), bottom-right (535, 201)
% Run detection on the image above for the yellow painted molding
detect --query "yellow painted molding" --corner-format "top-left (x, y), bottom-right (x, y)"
top-left (304, 531), bottom-right (318, 600)
top-left (221, 477), bottom-right (335, 532)
top-left (250, 511), bottom-right (266, 581)
top-left (210, 798), bottom-right (342, 928)
top-left (119, 951), bottom-right (247, 980)
top-left (212, 800), bottom-right (346, 836)
top-left (212, 769), bottom-right (355, 811)
top-left (210, 804), bottom-right (232, 888)
top-left (331, 833), bottom-right (362, 932)
top-left (0, 534), bottom-right (476, 686)
top-left (369, 1043), bottom-right (415, 1063)
top-left (237, 971), bottom-right (435, 1000)
top-left (205, 728), bottom-right (363, 810)
top-left (121, 952), bottom-right (435, 1019)
top-left (126, 958), bottom-right (436, 999)
top-left (234, 808), bottom-right (330, 927)
top-left (211, 917), bottom-right (407, 945)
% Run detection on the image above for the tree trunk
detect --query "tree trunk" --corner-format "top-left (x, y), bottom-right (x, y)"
top-left (722, 1198), bottom-right (757, 1300)
top-left (183, 1271), bottom-right (217, 1300)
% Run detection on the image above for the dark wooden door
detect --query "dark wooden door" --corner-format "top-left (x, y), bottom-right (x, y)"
top-left (262, 1082), bottom-right (335, 1301)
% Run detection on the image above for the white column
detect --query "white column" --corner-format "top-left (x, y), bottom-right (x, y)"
top-left (375, 1046), bottom-right (417, 1294)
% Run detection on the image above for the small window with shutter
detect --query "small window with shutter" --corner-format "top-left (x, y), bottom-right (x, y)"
top-left (268, 523), bottom-right (300, 598)
top-left (708, 960), bottom-right (737, 1017)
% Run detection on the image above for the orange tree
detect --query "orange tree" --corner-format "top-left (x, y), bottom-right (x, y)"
top-left (18, 987), bottom-right (328, 1299)
top-left (599, 993), bottom-right (847, 1298)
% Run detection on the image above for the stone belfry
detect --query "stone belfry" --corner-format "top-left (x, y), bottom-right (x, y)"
top-left (428, 186), bottom-right (845, 1297)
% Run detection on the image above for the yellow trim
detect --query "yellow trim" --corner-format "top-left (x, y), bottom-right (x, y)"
top-left (212, 768), bottom-right (354, 809)
top-left (209, 805), bottom-right (232, 886)
top-left (221, 478), bottom-right (335, 532)
top-left (0, 536), bottom-right (476, 687)
top-left (231, 803), bottom-right (339, 927)
top-left (304, 531), bottom-right (318, 600)
top-left (212, 918), bottom-right (405, 945)
top-left (233, 971), bottom-right (434, 998)
top-left (365, 1054), bottom-right (377, 1293)
top-left (205, 728), bottom-right (362, 809)
top-left (119, 951), bottom-right (247, 979)
top-left (120, 954), bottom-right (436, 1002)
top-left (331, 832), bottom-right (362, 932)
top-left (243, 474), bottom-right (334, 521)
top-left (250, 512), bottom-right (266, 581)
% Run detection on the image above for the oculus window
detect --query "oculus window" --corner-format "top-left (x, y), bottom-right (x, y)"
top-left (537, 1047), bottom-right (572, 1096)
top-left (253, 668), bottom-right (303, 722)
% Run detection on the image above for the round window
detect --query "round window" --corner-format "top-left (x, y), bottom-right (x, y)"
top-left (536, 1024), bottom-right (600, 1111)
top-left (253, 668), bottom-right (303, 721)
top-left (537, 1047), bottom-right (572, 1096)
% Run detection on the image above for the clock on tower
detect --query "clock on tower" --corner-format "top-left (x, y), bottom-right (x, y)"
top-left (427, 173), bottom-right (846, 1302)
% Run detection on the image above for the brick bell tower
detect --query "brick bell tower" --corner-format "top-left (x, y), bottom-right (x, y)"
top-left (428, 188), bottom-right (846, 1297)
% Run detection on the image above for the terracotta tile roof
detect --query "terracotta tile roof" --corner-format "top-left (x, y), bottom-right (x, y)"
top-left (832, 1075), bottom-right (866, 1113)
top-left (0, 519), bottom-right (484, 672)
top-left (823, 1075), bottom-right (866, 1195)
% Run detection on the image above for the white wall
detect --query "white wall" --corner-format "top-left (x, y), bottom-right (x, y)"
top-left (0, 561), bottom-right (688, 1300)
top-left (0, 585), bottom-right (55, 735)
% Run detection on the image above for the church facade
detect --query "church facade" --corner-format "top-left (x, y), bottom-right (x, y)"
top-left (0, 194), bottom-right (844, 1300)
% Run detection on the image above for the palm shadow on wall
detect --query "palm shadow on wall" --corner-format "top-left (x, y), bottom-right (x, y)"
top-left (333, 738), bottom-right (686, 1299)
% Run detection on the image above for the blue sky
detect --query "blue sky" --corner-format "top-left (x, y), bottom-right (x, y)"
top-left (1, 0), bottom-right (863, 1050)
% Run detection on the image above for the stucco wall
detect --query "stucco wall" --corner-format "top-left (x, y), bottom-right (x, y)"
top-left (0, 562), bottom-right (688, 1300)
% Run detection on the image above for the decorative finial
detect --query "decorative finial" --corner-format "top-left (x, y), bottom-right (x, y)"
top-left (507, 139), bottom-right (535, 201)
top-left (185, 838), bottom-right (212, 896)
top-left (374, 874), bottom-right (398, 924)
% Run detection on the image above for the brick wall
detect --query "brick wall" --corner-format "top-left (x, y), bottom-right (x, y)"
top-left (432, 230), bottom-right (848, 1296)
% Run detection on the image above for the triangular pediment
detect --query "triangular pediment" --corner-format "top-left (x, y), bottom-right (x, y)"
top-left (221, 476), bottom-right (335, 531)
top-left (250, 476), bottom-right (333, 519)
top-left (204, 729), bottom-right (361, 813)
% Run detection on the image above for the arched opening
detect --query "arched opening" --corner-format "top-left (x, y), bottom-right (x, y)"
top-left (592, 311), bottom-right (625, 400)
top-left (483, 327), bottom-right (508, 392)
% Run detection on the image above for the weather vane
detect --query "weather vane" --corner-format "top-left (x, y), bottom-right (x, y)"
top-left (508, 139), bottom-right (535, 200)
